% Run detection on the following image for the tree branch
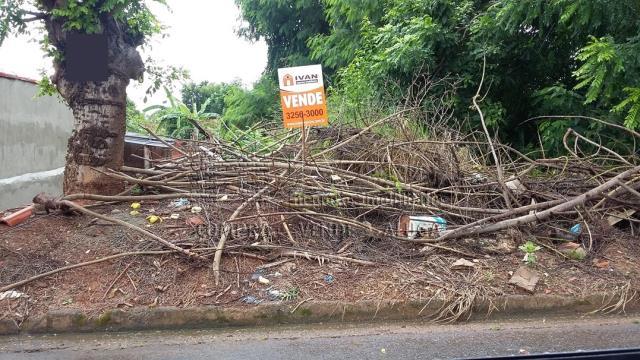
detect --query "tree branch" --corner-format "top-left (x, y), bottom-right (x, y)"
top-left (1, 251), bottom-right (172, 293)
top-left (472, 56), bottom-right (514, 209)
top-left (22, 14), bottom-right (47, 22)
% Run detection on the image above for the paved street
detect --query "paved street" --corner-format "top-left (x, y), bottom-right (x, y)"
top-left (1, 314), bottom-right (639, 359)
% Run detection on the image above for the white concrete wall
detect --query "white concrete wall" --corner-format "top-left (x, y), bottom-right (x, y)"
top-left (0, 75), bottom-right (74, 209)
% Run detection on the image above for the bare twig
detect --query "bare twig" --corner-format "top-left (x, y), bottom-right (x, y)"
top-left (472, 56), bottom-right (512, 208)
top-left (141, 126), bottom-right (189, 157)
top-left (60, 200), bottom-right (205, 260)
top-left (1, 251), bottom-right (171, 292)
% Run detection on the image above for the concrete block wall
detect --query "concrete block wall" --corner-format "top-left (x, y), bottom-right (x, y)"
top-left (0, 73), bottom-right (74, 209)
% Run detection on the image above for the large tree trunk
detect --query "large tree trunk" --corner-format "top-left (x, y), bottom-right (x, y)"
top-left (60, 76), bottom-right (129, 195)
top-left (44, 10), bottom-right (145, 195)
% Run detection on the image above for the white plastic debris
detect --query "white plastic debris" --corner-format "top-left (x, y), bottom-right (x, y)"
top-left (267, 289), bottom-right (281, 300)
top-left (199, 146), bottom-right (215, 157)
top-left (191, 206), bottom-right (203, 214)
top-left (506, 178), bottom-right (526, 195)
top-left (171, 198), bottom-right (190, 207)
top-left (169, 213), bottom-right (180, 220)
top-left (0, 290), bottom-right (27, 300)
top-left (469, 172), bottom-right (487, 183)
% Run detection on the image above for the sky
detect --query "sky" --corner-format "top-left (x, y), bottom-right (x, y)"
top-left (0, 0), bottom-right (268, 106)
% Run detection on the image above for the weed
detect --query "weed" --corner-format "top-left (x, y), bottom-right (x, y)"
top-left (62, 298), bottom-right (73, 306)
top-left (567, 248), bottom-right (587, 261)
top-left (279, 287), bottom-right (300, 301)
top-left (484, 270), bottom-right (495, 282)
top-left (519, 241), bottom-right (542, 266)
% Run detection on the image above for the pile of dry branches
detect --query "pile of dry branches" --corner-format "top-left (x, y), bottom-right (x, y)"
top-left (25, 105), bottom-right (635, 281)
top-left (2, 101), bottom-right (639, 323)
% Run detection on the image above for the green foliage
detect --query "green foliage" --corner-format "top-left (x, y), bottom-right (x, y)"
top-left (182, 81), bottom-right (241, 116)
top-left (176, 77), bottom-right (280, 137)
top-left (519, 241), bottom-right (541, 266)
top-left (573, 36), bottom-right (624, 105)
top-left (537, 118), bottom-right (572, 155)
top-left (1, 0), bottom-right (174, 99)
top-left (141, 58), bottom-right (190, 102)
top-left (322, 1), bottom-right (462, 93)
top-left (218, 120), bottom-right (281, 154)
top-left (0, 0), bottom-right (29, 44)
top-left (1, 0), bottom-right (165, 42)
top-left (144, 88), bottom-right (218, 139)
top-left (222, 76), bottom-right (280, 129)
top-left (50, 1), bottom-right (104, 33)
top-left (308, 0), bottom-right (383, 70)
top-left (279, 287), bottom-right (300, 301)
top-left (126, 99), bottom-right (153, 133)
top-left (49, 0), bottom-right (164, 36)
top-left (237, 0), bottom-right (640, 153)
top-left (235, 0), bottom-right (328, 71)
top-left (613, 88), bottom-right (640, 129)
top-left (35, 73), bottom-right (58, 98)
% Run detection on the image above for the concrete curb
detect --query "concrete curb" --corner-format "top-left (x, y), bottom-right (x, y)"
top-left (1, 294), bottom-right (638, 335)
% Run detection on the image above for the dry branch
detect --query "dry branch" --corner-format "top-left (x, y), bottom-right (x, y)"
top-left (59, 200), bottom-right (205, 260)
top-left (472, 57), bottom-right (513, 209)
top-left (1, 251), bottom-right (172, 292)
top-left (19, 86), bottom-right (640, 293)
top-left (442, 165), bottom-right (640, 239)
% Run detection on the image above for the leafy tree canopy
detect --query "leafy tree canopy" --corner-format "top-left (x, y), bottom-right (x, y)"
top-left (235, 0), bottom-right (329, 72)
top-left (235, 0), bottom-right (640, 154)
top-left (181, 80), bottom-right (242, 117)
top-left (144, 87), bottom-right (218, 139)
top-left (1, 0), bottom-right (164, 45)
top-left (222, 76), bottom-right (280, 129)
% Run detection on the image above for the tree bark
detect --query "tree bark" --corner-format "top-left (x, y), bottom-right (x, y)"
top-left (42, 6), bottom-right (145, 195)
top-left (60, 75), bottom-right (129, 195)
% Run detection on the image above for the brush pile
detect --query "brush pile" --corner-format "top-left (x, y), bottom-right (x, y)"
top-left (32, 108), bottom-right (638, 285)
top-left (0, 107), bottom-right (637, 322)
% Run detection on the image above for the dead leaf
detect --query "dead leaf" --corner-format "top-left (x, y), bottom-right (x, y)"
top-left (558, 242), bottom-right (580, 251)
top-left (186, 216), bottom-right (205, 226)
top-left (108, 287), bottom-right (125, 299)
top-left (450, 258), bottom-right (475, 270)
top-left (149, 296), bottom-right (159, 308)
top-left (593, 258), bottom-right (610, 269)
top-left (155, 284), bottom-right (170, 292)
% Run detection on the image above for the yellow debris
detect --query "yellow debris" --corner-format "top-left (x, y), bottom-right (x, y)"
top-left (146, 215), bottom-right (162, 224)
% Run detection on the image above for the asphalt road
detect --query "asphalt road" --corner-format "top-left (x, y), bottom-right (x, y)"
top-left (1, 314), bottom-right (639, 359)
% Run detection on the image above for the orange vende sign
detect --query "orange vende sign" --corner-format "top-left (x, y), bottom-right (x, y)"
top-left (278, 65), bottom-right (328, 129)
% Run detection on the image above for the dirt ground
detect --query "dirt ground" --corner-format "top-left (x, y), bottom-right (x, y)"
top-left (1, 199), bottom-right (639, 327)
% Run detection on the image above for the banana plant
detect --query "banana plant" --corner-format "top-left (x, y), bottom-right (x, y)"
top-left (144, 87), bottom-right (219, 139)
